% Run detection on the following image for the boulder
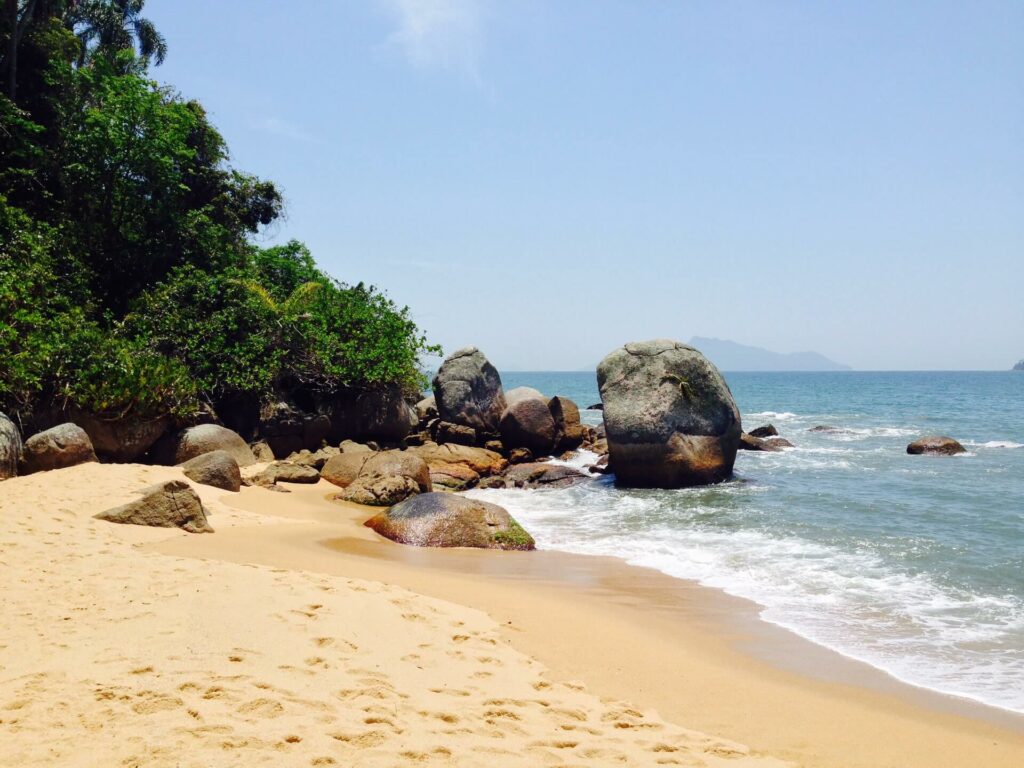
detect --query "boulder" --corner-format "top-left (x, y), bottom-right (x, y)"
top-left (95, 480), bottom-right (213, 533)
top-left (738, 433), bottom-right (792, 452)
top-left (907, 436), bottom-right (966, 456)
top-left (597, 339), bottom-right (741, 488)
top-left (287, 446), bottom-right (339, 470)
top-left (0, 412), bottom-right (22, 480)
top-left (154, 424), bottom-right (256, 467)
top-left (250, 440), bottom-right (276, 462)
top-left (407, 442), bottom-right (507, 476)
top-left (502, 462), bottom-right (589, 489)
top-left (508, 447), bottom-right (533, 464)
top-left (21, 423), bottom-right (98, 474)
top-left (432, 347), bottom-right (506, 433)
top-left (415, 396), bottom-right (438, 422)
top-left (748, 424), bottom-right (778, 438)
top-left (340, 439), bottom-right (374, 453)
top-left (71, 410), bottom-right (170, 463)
top-left (180, 450), bottom-right (241, 491)
top-left (434, 421), bottom-right (477, 446)
top-left (427, 462), bottom-right (480, 491)
top-left (587, 403), bottom-right (604, 411)
top-left (365, 493), bottom-right (535, 550)
top-left (324, 449), bottom-right (432, 506)
top-left (764, 437), bottom-right (794, 449)
top-left (549, 396), bottom-right (584, 450)
top-left (499, 388), bottom-right (556, 453)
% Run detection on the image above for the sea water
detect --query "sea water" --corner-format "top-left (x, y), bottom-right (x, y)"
top-left (466, 371), bottom-right (1024, 714)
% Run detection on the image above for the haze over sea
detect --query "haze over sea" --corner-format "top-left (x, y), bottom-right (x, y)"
top-left (469, 371), bottom-right (1024, 713)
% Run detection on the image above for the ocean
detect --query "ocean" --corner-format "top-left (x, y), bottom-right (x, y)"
top-left (466, 371), bottom-right (1024, 714)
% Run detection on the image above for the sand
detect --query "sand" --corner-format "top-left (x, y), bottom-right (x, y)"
top-left (1, 463), bottom-right (789, 767)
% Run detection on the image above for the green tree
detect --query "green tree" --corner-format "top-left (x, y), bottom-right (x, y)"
top-left (68, 0), bottom-right (165, 68)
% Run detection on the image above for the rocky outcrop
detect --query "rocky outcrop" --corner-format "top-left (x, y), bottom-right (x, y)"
top-left (365, 493), bottom-right (535, 550)
top-left (258, 400), bottom-right (330, 458)
top-left (95, 480), bottom-right (213, 533)
top-left (326, 385), bottom-right (416, 444)
top-left (415, 396), bottom-right (438, 421)
top-left (286, 446), bottom-right (339, 470)
top-left (71, 409), bottom-right (170, 463)
top-left (597, 339), bottom-right (741, 488)
top-left (21, 423), bottom-right (98, 474)
top-left (907, 436), bottom-right (966, 456)
top-left (748, 424), bottom-right (778, 438)
top-left (499, 387), bottom-right (556, 453)
top-left (323, 450), bottom-right (432, 506)
top-left (406, 442), bottom-right (507, 476)
top-left (153, 424), bottom-right (256, 467)
top-left (432, 347), bottom-right (506, 434)
top-left (0, 412), bottom-right (22, 480)
top-left (250, 440), bottom-right (275, 462)
top-left (251, 461), bottom-right (321, 488)
top-left (549, 396), bottom-right (584, 450)
top-left (738, 433), bottom-right (794, 452)
top-left (181, 450), bottom-right (241, 492)
top-left (433, 421), bottom-right (477, 446)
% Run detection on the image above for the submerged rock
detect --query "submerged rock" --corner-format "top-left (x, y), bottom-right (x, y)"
top-left (432, 347), bottom-right (506, 433)
top-left (21, 423), bottom-right (98, 474)
top-left (597, 339), bottom-right (741, 488)
top-left (907, 436), bottom-right (966, 456)
top-left (365, 492), bottom-right (535, 550)
top-left (0, 412), bottom-right (23, 480)
top-left (181, 450), bottom-right (241, 491)
top-left (95, 480), bottom-right (213, 533)
top-left (501, 462), bottom-right (589, 489)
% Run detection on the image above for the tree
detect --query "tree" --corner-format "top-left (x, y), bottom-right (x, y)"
top-left (68, 0), bottom-right (165, 68)
top-left (1, 0), bottom-right (40, 98)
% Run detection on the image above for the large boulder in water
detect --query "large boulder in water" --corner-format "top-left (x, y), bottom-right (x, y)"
top-left (0, 412), bottom-right (22, 480)
top-left (365, 492), bottom-right (535, 550)
top-left (499, 387), bottom-right (557, 453)
top-left (597, 339), bottom-right (741, 488)
top-left (153, 424), bottom-right (256, 467)
top-left (907, 436), bottom-right (966, 456)
top-left (549, 396), bottom-right (585, 451)
top-left (95, 480), bottom-right (213, 533)
top-left (21, 423), bottom-right (98, 474)
top-left (432, 347), bottom-right (506, 434)
top-left (180, 450), bottom-right (241, 492)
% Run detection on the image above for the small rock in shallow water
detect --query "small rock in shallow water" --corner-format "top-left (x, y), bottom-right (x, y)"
top-left (907, 436), bottom-right (966, 456)
top-left (748, 424), bottom-right (778, 438)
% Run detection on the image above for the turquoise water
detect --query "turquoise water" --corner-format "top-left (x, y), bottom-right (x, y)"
top-left (469, 371), bottom-right (1024, 713)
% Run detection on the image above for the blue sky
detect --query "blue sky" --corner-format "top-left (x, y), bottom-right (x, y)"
top-left (147, 1), bottom-right (1022, 370)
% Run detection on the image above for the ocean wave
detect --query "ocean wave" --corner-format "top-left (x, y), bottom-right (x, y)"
top-left (747, 411), bottom-right (799, 421)
top-left (970, 440), bottom-right (1024, 449)
top-left (468, 484), bottom-right (1024, 715)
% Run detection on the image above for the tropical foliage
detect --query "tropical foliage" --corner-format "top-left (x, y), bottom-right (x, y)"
top-left (0, 0), bottom-right (438, 424)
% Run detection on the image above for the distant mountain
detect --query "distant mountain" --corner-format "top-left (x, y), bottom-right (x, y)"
top-left (689, 337), bottom-right (851, 372)
top-left (1014, 360), bottom-right (1024, 371)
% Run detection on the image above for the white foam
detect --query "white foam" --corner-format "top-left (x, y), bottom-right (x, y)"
top-left (973, 440), bottom-right (1024, 449)
top-left (468, 482), bottom-right (1024, 715)
top-left (747, 411), bottom-right (799, 421)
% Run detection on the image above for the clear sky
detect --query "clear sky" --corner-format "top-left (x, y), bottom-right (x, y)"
top-left (146, 1), bottom-right (1022, 371)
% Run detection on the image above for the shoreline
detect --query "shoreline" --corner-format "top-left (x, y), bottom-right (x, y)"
top-left (152, 478), bottom-right (1024, 767)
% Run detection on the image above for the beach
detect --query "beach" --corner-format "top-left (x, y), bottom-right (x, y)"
top-left (3, 462), bottom-right (1023, 767)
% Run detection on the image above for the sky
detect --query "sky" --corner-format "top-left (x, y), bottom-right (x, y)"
top-left (146, 1), bottom-right (1023, 371)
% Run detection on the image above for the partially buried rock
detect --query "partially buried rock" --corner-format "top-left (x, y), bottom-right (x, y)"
top-left (95, 480), bottom-right (213, 533)
top-left (432, 347), bottom-right (507, 433)
top-left (1, 411), bottom-right (23, 480)
top-left (180, 450), bottom-right (241, 491)
top-left (365, 493), bottom-right (535, 550)
top-left (748, 424), bottom-right (778, 438)
top-left (21, 423), bottom-right (98, 474)
top-left (907, 436), bottom-right (966, 456)
top-left (254, 461), bottom-right (321, 486)
top-left (598, 339), bottom-right (741, 488)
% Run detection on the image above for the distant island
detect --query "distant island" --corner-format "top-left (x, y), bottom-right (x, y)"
top-left (1014, 360), bottom-right (1024, 371)
top-left (689, 337), bottom-right (851, 372)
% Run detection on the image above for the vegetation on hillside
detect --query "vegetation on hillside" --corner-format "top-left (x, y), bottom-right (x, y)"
top-left (0, 1), bottom-right (438, 426)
